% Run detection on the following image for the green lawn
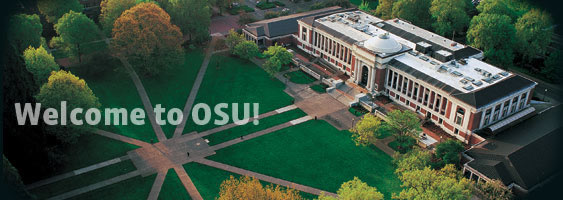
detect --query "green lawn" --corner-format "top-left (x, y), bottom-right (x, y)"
top-left (158, 169), bottom-right (190, 200)
top-left (284, 70), bottom-right (317, 84)
top-left (68, 174), bottom-right (156, 200)
top-left (140, 49), bottom-right (205, 138)
top-left (30, 160), bottom-right (137, 199)
top-left (71, 55), bottom-right (158, 143)
top-left (310, 83), bottom-right (328, 93)
top-left (204, 108), bottom-right (307, 146)
top-left (208, 120), bottom-right (402, 199)
top-left (182, 54), bottom-right (293, 134)
top-left (184, 162), bottom-right (318, 200)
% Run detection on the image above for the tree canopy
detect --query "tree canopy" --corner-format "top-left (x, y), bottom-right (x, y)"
top-left (467, 13), bottom-right (516, 68)
top-left (217, 175), bottom-right (303, 200)
top-left (233, 41), bottom-right (259, 61)
top-left (8, 14), bottom-right (42, 53)
top-left (100, 0), bottom-right (138, 36)
top-left (23, 46), bottom-right (59, 86)
top-left (318, 177), bottom-right (384, 200)
top-left (515, 9), bottom-right (553, 61)
top-left (393, 148), bottom-right (432, 175)
top-left (37, 0), bottom-right (84, 23)
top-left (435, 139), bottom-right (464, 167)
top-left (166, 0), bottom-right (212, 43)
top-left (263, 57), bottom-right (282, 78)
top-left (35, 70), bottom-right (101, 144)
top-left (226, 29), bottom-right (245, 52)
top-left (111, 2), bottom-right (184, 76)
top-left (395, 164), bottom-right (473, 200)
top-left (385, 110), bottom-right (421, 140)
top-left (430, 0), bottom-right (470, 40)
top-left (392, 0), bottom-right (432, 29)
top-left (374, 0), bottom-right (395, 19)
top-left (350, 114), bottom-right (382, 146)
top-left (53, 11), bottom-right (100, 63)
top-left (477, 179), bottom-right (513, 200)
top-left (476, 0), bottom-right (519, 22)
top-left (263, 44), bottom-right (293, 66)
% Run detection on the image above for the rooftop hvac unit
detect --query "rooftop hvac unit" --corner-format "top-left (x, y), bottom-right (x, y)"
top-left (499, 71), bottom-right (509, 76)
top-left (434, 50), bottom-right (454, 62)
top-left (415, 42), bottom-right (432, 54)
top-left (472, 80), bottom-right (483, 86)
top-left (458, 59), bottom-right (467, 65)
top-left (463, 85), bottom-right (474, 91)
top-left (451, 71), bottom-right (463, 77)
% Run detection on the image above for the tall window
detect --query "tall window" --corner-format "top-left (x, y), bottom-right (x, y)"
top-left (484, 108), bottom-right (491, 125)
top-left (387, 70), bottom-right (393, 86)
top-left (413, 83), bottom-right (419, 100)
top-left (492, 104), bottom-right (501, 122)
top-left (511, 97), bottom-right (518, 113)
top-left (455, 108), bottom-right (465, 126)
top-left (301, 27), bottom-right (307, 41)
top-left (502, 101), bottom-right (510, 117)
top-left (519, 93), bottom-right (527, 109)
top-left (402, 78), bottom-right (408, 94)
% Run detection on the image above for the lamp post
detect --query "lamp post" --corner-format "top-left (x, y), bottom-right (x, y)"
top-left (543, 88), bottom-right (548, 101)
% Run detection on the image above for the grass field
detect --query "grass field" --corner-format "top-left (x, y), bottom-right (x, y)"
top-left (182, 54), bottom-right (293, 134)
top-left (208, 120), bottom-right (402, 199)
top-left (158, 169), bottom-right (190, 200)
top-left (30, 160), bottom-right (137, 199)
top-left (204, 109), bottom-right (307, 146)
top-left (310, 83), bottom-right (328, 93)
top-left (68, 174), bottom-right (156, 200)
top-left (140, 49), bottom-right (205, 138)
top-left (284, 70), bottom-right (317, 84)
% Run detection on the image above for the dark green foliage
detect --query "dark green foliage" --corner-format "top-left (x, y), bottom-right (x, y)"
top-left (8, 14), bottom-right (43, 53)
top-left (435, 139), bottom-right (464, 167)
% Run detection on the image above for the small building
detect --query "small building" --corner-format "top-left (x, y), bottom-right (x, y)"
top-left (463, 105), bottom-right (562, 195)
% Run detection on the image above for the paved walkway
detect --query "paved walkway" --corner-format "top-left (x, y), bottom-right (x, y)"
top-left (174, 166), bottom-right (203, 200)
top-left (173, 36), bottom-right (219, 138)
top-left (374, 136), bottom-right (397, 156)
top-left (147, 171), bottom-right (167, 200)
top-left (196, 159), bottom-right (337, 197)
top-left (93, 128), bottom-right (151, 148)
top-left (46, 170), bottom-right (141, 200)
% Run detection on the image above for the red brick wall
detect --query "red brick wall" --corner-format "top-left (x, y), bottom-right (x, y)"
top-left (445, 102), bottom-right (452, 119)
top-left (432, 114), bottom-right (438, 121)
top-left (443, 122), bottom-right (454, 131)
top-left (375, 68), bottom-right (386, 91)
top-left (389, 91), bottom-right (395, 97)
top-left (467, 112), bottom-right (482, 131)
top-left (459, 131), bottom-right (466, 137)
top-left (400, 97), bottom-right (405, 103)
top-left (421, 108), bottom-right (426, 114)
top-left (309, 30), bottom-right (313, 44)
top-left (410, 102), bottom-right (416, 109)
top-left (469, 134), bottom-right (484, 145)
top-left (351, 55), bottom-right (356, 71)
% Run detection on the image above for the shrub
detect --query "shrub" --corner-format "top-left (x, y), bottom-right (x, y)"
top-left (273, 1), bottom-right (285, 6)
top-left (256, 2), bottom-right (276, 10)
top-left (264, 11), bottom-right (280, 19)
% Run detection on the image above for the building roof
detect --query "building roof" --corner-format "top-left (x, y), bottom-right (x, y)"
top-left (244, 6), bottom-right (345, 38)
top-left (388, 57), bottom-right (536, 108)
top-left (465, 105), bottom-right (563, 189)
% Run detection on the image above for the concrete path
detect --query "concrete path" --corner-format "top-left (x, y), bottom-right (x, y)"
top-left (26, 155), bottom-right (130, 191)
top-left (196, 159), bottom-right (337, 197)
top-left (93, 128), bottom-right (151, 148)
top-left (374, 136), bottom-right (397, 157)
top-left (118, 56), bottom-right (167, 142)
top-left (174, 166), bottom-right (203, 200)
top-left (147, 171), bottom-right (167, 200)
top-left (46, 170), bottom-right (141, 200)
top-left (173, 36), bottom-right (219, 138)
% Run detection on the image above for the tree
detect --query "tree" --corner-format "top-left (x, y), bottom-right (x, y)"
top-left (111, 2), bottom-right (184, 76)
top-left (467, 13), bottom-right (516, 68)
top-left (233, 41), bottom-right (259, 61)
top-left (100, 0), bottom-right (137, 36)
top-left (477, 179), bottom-right (513, 200)
top-left (430, 0), bottom-right (470, 40)
top-left (542, 50), bottom-right (562, 81)
top-left (395, 164), bottom-right (473, 200)
top-left (392, 0), bottom-right (432, 29)
top-left (167, 0), bottom-right (212, 43)
top-left (263, 44), bottom-right (293, 66)
top-left (263, 57), bottom-right (282, 78)
top-left (35, 70), bottom-right (101, 144)
top-left (385, 110), bottom-right (421, 143)
top-left (476, 0), bottom-right (518, 22)
top-left (8, 14), bottom-right (42, 53)
top-left (374, 0), bottom-right (396, 19)
top-left (318, 177), bottom-right (384, 200)
top-left (53, 11), bottom-right (100, 63)
top-left (515, 9), bottom-right (553, 62)
top-left (226, 29), bottom-right (245, 52)
top-left (23, 46), bottom-right (59, 86)
top-left (37, 0), bottom-right (84, 23)
top-left (350, 114), bottom-right (382, 146)
top-left (393, 148), bottom-right (432, 175)
top-left (218, 176), bottom-right (303, 200)
top-left (238, 12), bottom-right (257, 26)
top-left (359, 1), bottom-right (371, 12)
top-left (435, 139), bottom-right (464, 167)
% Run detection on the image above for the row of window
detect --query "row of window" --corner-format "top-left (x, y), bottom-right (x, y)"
top-left (386, 69), bottom-right (463, 125)
top-left (310, 30), bottom-right (352, 65)
top-left (482, 92), bottom-right (528, 126)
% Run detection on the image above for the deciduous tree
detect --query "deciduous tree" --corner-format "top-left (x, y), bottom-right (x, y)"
top-left (100, 0), bottom-right (137, 36)
top-left (374, 0), bottom-right (396, 19)
top-left (263, 57), bottom-right (281, 78)
top-left (218, 176), bottom-right (303, 200)
top-left (263, 44), bottom-right (293, 66)
top-left (430, 0), bottom-right (470, 40)
top-left (350, 114), bottom-right (382, 146)
top-left (226, 29), bottom-right (245, 52)
top-left (435, 139), bottom-right (464, 167)
top-left (467, 13), bottom-right (516, 68)
top-left (53, 11), bottom-right (100, 63)
top-left (23, 46), bottom-right (59, 86)
top-left (477, 179), bottom-right (513, 200)
top-left (167, 0), bottom-right (212, 43)
top-left (111, 2), bottom-right (184, 76)
top-left (393, 148), bottom-right (432, 175)
top-left (385, 110), bottom-right (421, 143)
top-left (233, 41), bottom-right (259, 61)
top-left (8, 14), bottom-right (42, 53)
top-left (318, 177), bottom-right (384, 200)
top-left (395, 164), bottom-right (473, 200)
top-left (35, 70), bottom-right (101, 144)
top-left (392, 0), bottom-right (432, 29)
top-left (515, 9), bottom-right (553, 61)
top-left (542, 50), bottom-right (561, 81)
top-left (37, 0), bottom-right (84, 23)
top-left (476, 0), bottom-right (518, 22)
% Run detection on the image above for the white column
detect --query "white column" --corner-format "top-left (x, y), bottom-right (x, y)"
top-left (369, 67), bottom-right (376, 90)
